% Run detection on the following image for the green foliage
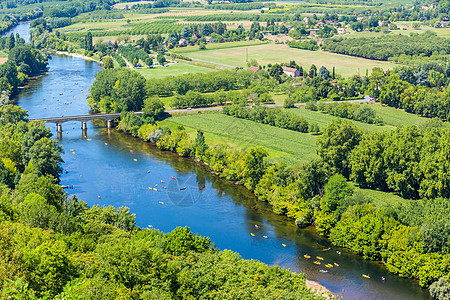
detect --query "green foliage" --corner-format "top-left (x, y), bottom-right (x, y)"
top-left (89, 68), bottom-right (147, 113)
top-left (317, 118), bottom-right (363, 178)
top-left (430, 276), bottom-right (450, 300)
top-left (316, 102), bottom-right (383, 124)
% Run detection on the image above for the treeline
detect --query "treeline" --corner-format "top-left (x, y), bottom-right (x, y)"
top-left (223, 104), bottom-right (318, 134)
top-left (288, 40), bottom-right (319, 51)
top-left (0, 43), bottom-right (48, 98)
top-left (322, 31), bottom-right (450, 63)
top-left (379, 73), bottom-right (450, 120)
top-left (314, 102), bottom-right (383, 124)
top-left (171, 89), bottom-right (273, 109)
top-left (0, 105), bottom-right (324, 299)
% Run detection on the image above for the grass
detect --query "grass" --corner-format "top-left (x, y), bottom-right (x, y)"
top-left (367, 103), bottom-right (442, 128)
top-left (355, 186), bottom-right (407, 212)
top-left (136, 62), bottom-right (213, 79)
top-left (159, 112), bottom-right (318, 166)
top-left (286, 106), bottom-right (391, 132)
top-left (174, 43), bottom-right (400, 77)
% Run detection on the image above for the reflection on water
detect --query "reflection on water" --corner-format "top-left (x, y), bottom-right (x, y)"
top-left (12, 23), bottom-right (431, 300)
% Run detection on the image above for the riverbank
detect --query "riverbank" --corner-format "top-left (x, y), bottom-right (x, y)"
top-left (306, 280), bottom-right (334, 299)
top-left (53, 51), bottom-right (102, 64)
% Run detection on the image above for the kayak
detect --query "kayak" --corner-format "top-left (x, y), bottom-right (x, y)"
top-left (304, 254), bottom-right (311, 259)
top-left (363, 274), bottom-right (370, 279)
top-left (313, 261), bottom-right (321, 265)
top-left (250, 233), bottom-right (255, 237)
top-left (316, 256), bottom-right (324, 260)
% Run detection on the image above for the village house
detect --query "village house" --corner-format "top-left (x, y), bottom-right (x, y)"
top-left (178, 39), bottom-right (188, 47)
top-left (309, 29), bottom-right (320, 36)
top-left (249, 66), bottom-right (260, 73)
top-left (282, 66), bottom-right (300, 78)
top-left (337, 28), bottom-right (346, 34)
top-left (205, 36), bottom-right (215, 43)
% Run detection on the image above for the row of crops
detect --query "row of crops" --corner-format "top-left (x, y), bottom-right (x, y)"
top-left (129, 21), bottom-right (185, 35)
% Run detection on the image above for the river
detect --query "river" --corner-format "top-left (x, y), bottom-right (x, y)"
top-left (12, 23), bottom-right (431, 300)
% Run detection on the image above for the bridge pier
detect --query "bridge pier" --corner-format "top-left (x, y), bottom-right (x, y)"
top-left (57, 123), bottom-right (62, 132)
top-left (107, 119), bottom-right (112, 129)
top-left (82, 122), bottom-right (87, 130)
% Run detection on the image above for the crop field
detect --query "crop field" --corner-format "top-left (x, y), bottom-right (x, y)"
top-left (367, 103), bottom-right (447, 128)
top-left (160, 113), bottom-right (318, 166)
top-left (136, 62), bottom-right (214, 79)
top-left (286, 106), bottom-right (391, 132)
top-left (174, 43), bottom-right (400, 77)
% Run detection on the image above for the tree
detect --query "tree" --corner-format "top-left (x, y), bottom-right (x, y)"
top-left (320, 174), bottom-right (354, 213)
top-left (194, 130), bottom-right (208, 159)
top-left (318, 66), bottom-right (330, 79)
top-left (242, 147), bottom-right (268, 191)
top-left (317, 119), bottom-right (363, 178)
top-left (84, 32), bottom-right (93, 51)
top-left (8, 33), bottom-right (15, 50)
top-left (143, 96), bottom-right (165, 121)
top-left (157, 54), bottom-right (166, 65)
top-left (430, 277), bottom-right (450, 300)
top-left (102, 56), bottom-right (114, 69)
top-left (181, 26), bottom-right (191, 38)
top-left (26, 137), bottom-right (63, 180)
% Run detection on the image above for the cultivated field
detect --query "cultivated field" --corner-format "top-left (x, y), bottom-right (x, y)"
top-left (286, 106), bottom-right (391, 132)
top-left (174, 43), bottom-right (400, 77)
top-left (160, 113), bottom-right (318, 166)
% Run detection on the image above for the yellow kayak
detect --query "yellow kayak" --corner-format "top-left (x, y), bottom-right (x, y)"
top-left (87, 138), bottom-right (92, 141)
top-left (334, 263), bottom-right (339, 267)
top-left (304, 254), bottom-right (311, 259)
top-left (133, 159), bottom-right (138, 162)
top-left (316, 256), bottom-right (324, 260)
top-left (72, 152), bottom-right (76, 154)
top-left (313, 261), bottom-right (321, 265)
top-left (325, 264), bottom-right (333, 268)
top-left (154, 188), bottom-right (158, 191)
top-left (148, 187), bottom-right (152, 190)
top-left (250, 233), bottom-right (255, 237)
top-left (363, 274), bottom-right (370, 279)
top-left (282, 244), bottom-right (287, 247)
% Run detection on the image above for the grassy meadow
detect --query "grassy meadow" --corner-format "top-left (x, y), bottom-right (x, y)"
top-left (286, 106), bottom-right (392, 132)
top-left (173, 43), bottom-right (400, 77)
top-left (136, 62), bottom-right (214, 79)
top-left (160, 112), bottom-right (318, 166)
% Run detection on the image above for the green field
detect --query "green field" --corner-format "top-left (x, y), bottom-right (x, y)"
top-left (160, 113), bottom-right (318, 166)
top-left (174, 42), bottom-right (400, 77)
top-left (368, 103), bottom-right (444, 128)
top-left (287, 106), bottom-right (390, 132)
top-left (136, 62), bottom-right (213, 79)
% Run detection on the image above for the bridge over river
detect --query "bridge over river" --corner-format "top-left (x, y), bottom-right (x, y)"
top-left (29, 112), bottom-right (144, 132)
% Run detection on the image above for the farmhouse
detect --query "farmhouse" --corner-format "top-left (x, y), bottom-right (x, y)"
top-left (178, 39), bottom-right (188, 46)
top-left (282, 66), bottom-right (300, 78)
top-left (309, 29), bottom-right (320, 36)
top-left (249, 66), bottom-right (260, 73)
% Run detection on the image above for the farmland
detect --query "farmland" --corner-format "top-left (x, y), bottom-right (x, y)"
top-left (160, 112), bottom-right (318, 166)
top-left (173, 43), bottom-right (399, 77)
